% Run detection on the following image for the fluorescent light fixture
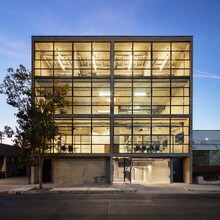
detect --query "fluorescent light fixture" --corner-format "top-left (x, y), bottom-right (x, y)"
top-left (42, 53), bottom-right (52, 69)
top-left (133, 106), bottom-right (141, 110)
top-left (92, 55), bottom-right (97, 71)
top-left (99, 91), bottom-right (110, 96)
top-left (160, 54), bottom-right (169, 71)
top-left (127, 106), bottom-right (141, 112)
top-left (57, 54), bottom-right (65, 70)
top-left (45, 59), bottom-right (52, 68)
top-left (134, 92), bottom-right (146, 96)
top-left (97, 110), bottom-right (110, 113)
top-left (128, 55), bottom-right (132, 70)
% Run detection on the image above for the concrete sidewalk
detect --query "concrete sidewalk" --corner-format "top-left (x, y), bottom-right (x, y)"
top-left (1, 177), bottom-right (220, 194)
top-left (0, 177), bottom-right (32, 194)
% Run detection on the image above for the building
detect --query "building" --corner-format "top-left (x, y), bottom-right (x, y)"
top-left (0, 144), bottom-right (17, 178)
top-left (193, 130), bottom-right (220, 182)
top-left (32, 36), bottom-right (193, 184)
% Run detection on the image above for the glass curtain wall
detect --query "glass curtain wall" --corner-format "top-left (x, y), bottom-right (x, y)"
top-left (113, 41), bottom-right (190, 154)
top-left (34, 39), bottom-right (191, 155)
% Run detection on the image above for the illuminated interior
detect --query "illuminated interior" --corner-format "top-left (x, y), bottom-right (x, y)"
top-left (34, 39), bottom-right (191, 155)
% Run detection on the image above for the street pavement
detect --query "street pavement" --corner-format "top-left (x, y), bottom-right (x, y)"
top-left (0, 176), bottom-right (220, 194)
top-left (1, 177), bottom-right (220, 219)
top-left (0, 193), bottom-right (220, 219)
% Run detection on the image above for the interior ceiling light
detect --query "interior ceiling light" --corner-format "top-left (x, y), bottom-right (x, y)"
top-left (134, 92), bottom-right (147, 96)
top-left (45, 58), bottom-right (52, 68)
top-left (92, 55), bottom-right (97, 71)
top-left (97, 110), bottom-right (110, 113)
top-left (127, 106), bottom-right (141, 112)
top-left (132, 106), bottom-right (141, 110)
top-left (99, 91), bottom-right (110, 97)
top-left (57, 54), bottom-right (65, 70)
top-left (160, 54), bottom-right (169, 71)
top-left (128, 55), bottom-right (132, 70)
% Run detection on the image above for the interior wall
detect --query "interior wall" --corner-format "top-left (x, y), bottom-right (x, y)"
top-left (131, 159), bottom-right (170, 184)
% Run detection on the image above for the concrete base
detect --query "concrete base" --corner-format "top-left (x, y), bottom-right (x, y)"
top-left (52, 158), bottom-right (109, 184)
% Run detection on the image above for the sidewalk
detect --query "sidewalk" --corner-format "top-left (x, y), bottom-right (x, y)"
top-left (0, 177), bottom-right (31, 194)
top-left (1, 177), bottom-right (220, 194)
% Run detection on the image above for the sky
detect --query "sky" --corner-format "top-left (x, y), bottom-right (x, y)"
top-left (0, 0), bottom-right (220, 144)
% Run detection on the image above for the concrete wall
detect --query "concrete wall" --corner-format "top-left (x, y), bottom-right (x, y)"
top-left (131, 159), bottom-right (170, 184)
top-left (52, 158), bottom-right (109, 184)
top-left (196, 176), bottom-right (220, 184)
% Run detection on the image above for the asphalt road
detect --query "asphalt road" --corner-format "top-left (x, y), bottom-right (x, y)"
top-left (0, 193), bottom-right (220, 220)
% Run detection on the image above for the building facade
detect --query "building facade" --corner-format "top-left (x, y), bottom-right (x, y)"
top-left (0, 144), bottom-right (17, 178)
top-left (193, 130), bottom-right (220, 182)
top-left (32, 36), bottom-right (193, 184)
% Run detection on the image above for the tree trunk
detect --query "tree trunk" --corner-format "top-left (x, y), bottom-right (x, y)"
top-left (38, 155), bottom-right (44, 189)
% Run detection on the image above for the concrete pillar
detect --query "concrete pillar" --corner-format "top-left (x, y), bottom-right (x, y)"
top-left (183, 157), bottom-right (191, 183)
top-left (31, 166), bottom-right (39, 184)
top-left (170, 159), bottom-right (173, 183)
top-left (109, 157), bottom-right (113, 184)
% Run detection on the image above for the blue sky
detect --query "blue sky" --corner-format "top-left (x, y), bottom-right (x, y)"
top-left (0, 0), bottom-right (220, 143)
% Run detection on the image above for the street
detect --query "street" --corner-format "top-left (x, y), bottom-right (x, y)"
top-left (0, 193), bottom-right (220, 219)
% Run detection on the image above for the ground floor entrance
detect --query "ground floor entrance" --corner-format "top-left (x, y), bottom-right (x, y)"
top-left (113, 158), bottom-right (171, 184)
top-left (113, 158), bottom-right (131, 183)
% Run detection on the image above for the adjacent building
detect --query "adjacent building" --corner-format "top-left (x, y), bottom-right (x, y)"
top-left (32, 36), bottom-right (193, 184)
top-left (0, 144), bottom-right (17, 178)
top-left (193, 130), bottom-right (220, 182)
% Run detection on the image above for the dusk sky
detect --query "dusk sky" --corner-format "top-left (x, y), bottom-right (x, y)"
top-left (0, 0), bottom-right (220, 144)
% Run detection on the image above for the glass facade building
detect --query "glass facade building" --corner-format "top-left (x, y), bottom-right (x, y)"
top-left (32, 36), bottom-right (193, 184)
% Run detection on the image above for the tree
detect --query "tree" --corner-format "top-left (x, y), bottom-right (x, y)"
top-left (0, 65), bottom-right (68, 189)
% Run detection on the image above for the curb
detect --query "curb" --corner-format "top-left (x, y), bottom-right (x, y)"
top-left (184, 187), bottom-right (220, 193)
top-left (4, 189), bottom-right (137, 195)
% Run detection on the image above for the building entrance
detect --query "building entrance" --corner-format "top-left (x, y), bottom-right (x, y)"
top-left (172, 158), bottom-right (183, 182)
top-left (42, 159), bottom-right (52, 182)
top-left (113, 158), bottom-right (131, 183)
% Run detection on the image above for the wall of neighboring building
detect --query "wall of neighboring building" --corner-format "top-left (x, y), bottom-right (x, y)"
top-left (0, 156), bottom-right (6, 178)
top-left (52, 157), bottom-right (109, 184)
top-left (193, 130), bottom-right (220, 182)
top-left (0, 144), bottom-right (17, 178)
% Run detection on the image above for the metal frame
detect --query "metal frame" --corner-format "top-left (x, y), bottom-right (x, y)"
top-left (32, 36), bottom-right (193, 184)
